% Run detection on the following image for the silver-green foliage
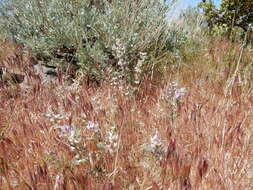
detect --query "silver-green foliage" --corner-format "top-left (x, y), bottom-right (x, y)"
top-left (0, 0), bottom-right (182, 84)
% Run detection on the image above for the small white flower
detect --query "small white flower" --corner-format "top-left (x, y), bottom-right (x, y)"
top-left (150, 130), bottom-right (162, 148)
top-left (86, 121), bottom-right (100, 132)
top-left (54, 174), bottom-right (64, 190)
top-left (164, 81), bottom-right (187, 100)
top-left (55, 125), bottom-right (74, 138)
top-left (139, 52), bottom-right (147, 58)
top-left (142, 130), bottom-right (166, 160)
top-left (73, 158), bottom-right (88, 165)
top-left (105, 124), bottom-right (119, 153)
top-left (175, 87), bottom-right (186, 99)
top-left (135, 61), bottom-right (143, 73)
top-left (118, 59), bottom-right (126, 67)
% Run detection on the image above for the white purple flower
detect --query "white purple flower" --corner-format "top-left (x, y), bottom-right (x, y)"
top-left (86, 121), bottom-right (100, 132)
top-left (174, 87), bottom-right (186, 99)
top-left (55, 125), bottom-right (75, 138)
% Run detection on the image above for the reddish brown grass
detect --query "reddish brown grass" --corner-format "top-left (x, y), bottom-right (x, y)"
top-left (0, 40), bottom-right (253, 189)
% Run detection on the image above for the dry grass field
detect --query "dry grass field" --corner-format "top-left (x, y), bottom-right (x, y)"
top-left (0, 39), bottom-right (253, 189)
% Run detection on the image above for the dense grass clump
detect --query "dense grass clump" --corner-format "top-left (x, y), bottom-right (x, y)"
top-left (0, 39), bottom-right (253, 189)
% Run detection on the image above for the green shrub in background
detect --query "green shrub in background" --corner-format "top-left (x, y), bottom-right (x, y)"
top-left (199, 0), bottom-right (253, 44)
top-left (0, 0), bottom-right (185, 85)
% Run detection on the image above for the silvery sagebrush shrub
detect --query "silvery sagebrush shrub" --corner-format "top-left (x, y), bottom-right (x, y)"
top-left (0, 0), bottom-right (184, 85)
top-left (173, 7), bottom-right (208, 63)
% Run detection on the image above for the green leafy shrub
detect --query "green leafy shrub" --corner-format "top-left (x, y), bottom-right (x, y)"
top-left (0, 0), bottom-right (184, 85)
top-left (199, 0), bottom-right (253, 43)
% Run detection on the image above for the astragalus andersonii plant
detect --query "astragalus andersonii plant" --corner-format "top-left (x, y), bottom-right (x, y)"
top-left (0, 0), bottom-right (181, 85)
